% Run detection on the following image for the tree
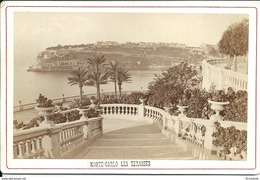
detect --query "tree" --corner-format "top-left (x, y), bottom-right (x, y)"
top-left (87, 53), bottom-right (109, 104)
top-left (116, 68), bottom-right (132, 99)
top-left (108, 61), bottom-right (119, 99)
top-left (147, 62), bottom-right (201, 109)
top-left (67, 66), bottom-right (90, 106)
top-left (218, 18), bottom-right (249, 71)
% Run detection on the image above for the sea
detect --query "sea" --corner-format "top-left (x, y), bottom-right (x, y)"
top-left (13, 67), bottom-right (162, 106)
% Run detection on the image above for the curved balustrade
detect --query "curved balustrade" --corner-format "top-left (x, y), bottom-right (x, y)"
top-left (14, 117), bottom-right (103, 159)
top-left (202, 58), bottom-right (248, 91)
top-left (13, 101), bottom-right (247, 160)
top-left (13, 127), bottom-right (49, 159)
top-left (100, 104), bottom-right (139, 119)
top-left (14, 90), bottom-right (147, 113)
top-left (144, 106), bottom-right (169, 128)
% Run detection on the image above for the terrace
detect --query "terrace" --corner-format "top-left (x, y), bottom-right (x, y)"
top-left (13, 99), bottom-right (246, 160)
top-left (13, 58), bottom-right (248, 160)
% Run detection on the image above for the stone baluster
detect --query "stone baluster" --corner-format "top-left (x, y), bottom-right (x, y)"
top-left (25, 139), bottom-right (32, 158)
top-left (107, 106), bottom-right (110, 114)
top-left (60, 131), bottom-right (65, 152)
top-left (30, 138), bottom-right (37, 158)
top-left (37, 136), bottom-right (45, 158)
top-left (124, 106), bottom-right (126, 115)
top-left (18, 141), bottom-right (26, 159)
top-left (13, 143), bottom-right (19, 159)
top-left (203, 121), bottom-right (217, 155)
top-left (138, 99), bottom-right (146, 120)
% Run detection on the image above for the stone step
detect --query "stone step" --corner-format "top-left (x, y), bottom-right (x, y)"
top-left (100, 133), bottom-right (166, 140)
top-left (79, 146), bottom-right (194, 159)
top-left (91, 138), bottom-right (176, 147)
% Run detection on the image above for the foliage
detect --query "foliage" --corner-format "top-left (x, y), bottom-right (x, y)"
top-left (218, 18), bottom-right (248, 57)
top-left (86, 108), bottom-right (99, 118)
top-left (67, 111), bottom-right (81, 122)
top-left (87, 53), bottom-right (109, 104)
top-left (67, 66), bottom-right (90, 105)
top-left (178, 89), bottom-right (192, 106)
top-left (69, 97), bottom-right (91, 109)
top-left (49, 113), bottom-right (67, 124)
top-left (116, 68), bottom-right (132, 99)
top-left (122, 92), bottom-right (147, 104)
top-left (211, 90), bottom-right (228, 102)
top-left (101, 91), bottom-right (147, 105)
top-left (108, 61), bottom-right (119, 98)
top-left (186, 88), bottom-right (212, 118)
top-left (108, 61), bottom-right (132, 100)
top-left (218, 18), bottom-right (249, 71)
top-left (224, 89), bottom-right (248, 122)
top-left (36, 94), bottom-right (54, 107)
top-left (147, 62), bottom-right (201, 109)
top-left (212, 122), bottom-right (247, 155)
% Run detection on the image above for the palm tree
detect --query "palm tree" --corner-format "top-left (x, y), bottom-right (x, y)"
top-left (108, 61), bottom-right (119, 98)
top-left (67, 66), bottom-right (90, 106)
top-left (117, 68), bottom-right (132, 99)
top-left (87, 53), bottom-right (109, 104)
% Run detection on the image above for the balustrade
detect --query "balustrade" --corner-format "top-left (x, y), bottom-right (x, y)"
top-left (202, 58), bottom-right (248, 91)
top-left (100, 104), bottom-right (139, 116)
top-left (14, 99), bottom-right (247, 160)
top-left (13, 117), bottom-right (103, 159)
top-left (13, 127), bottom-right (48, 159)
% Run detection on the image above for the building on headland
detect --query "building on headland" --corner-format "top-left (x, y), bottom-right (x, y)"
top-left (97, 41), bottom-right (120, 47)
top-left (200, 43), bottom-right (219, 55)
top-left (187, 47), bottom-right (205, 55)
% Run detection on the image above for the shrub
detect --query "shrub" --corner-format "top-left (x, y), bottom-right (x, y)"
top-left (186, 88), bottom-right (212, 118)
top-left (147, 62), bottom-right (201, 109)
top-left (212, 122), bottom-right (247, 156)
top-left (36, 94), bottom-right (54, 107)
top-left (224, 90), bottom-right (247, 122)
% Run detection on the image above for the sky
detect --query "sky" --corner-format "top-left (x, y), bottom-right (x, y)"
top-left (14, 12), bottom-right (248, 66)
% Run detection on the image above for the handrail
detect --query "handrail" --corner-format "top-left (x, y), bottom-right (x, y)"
top-left (14, 126), bottom-right (49, 143)
top-left (14, 90), bottom-right (148, 112)
top-left (13, 102), bottom-right (247, 160)
top-left (202, 58), bottom-right (248, 91)
top-left (13, 117), bottom-right (103, 159)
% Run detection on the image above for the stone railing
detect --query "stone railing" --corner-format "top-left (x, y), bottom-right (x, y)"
top-left (202, 58), bottom-right (248, 91)
top-left (13, 117), bottom-right (103, 159)
top-left (162, 104), bottom-right (247, 160)
top-left (100, 104), bottom-right (139, 118)
top-left (13, 99), bottom-right (247, 160)
top-left (103, 100), bottom-right (247, 160)
top-left (144, 106), bottom-right (170, 128)
top-left (100, 100), bottom-right (171, 127)
top-left (13, 90), bottom-right (147, 113)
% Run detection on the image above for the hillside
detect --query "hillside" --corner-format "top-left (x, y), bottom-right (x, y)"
top-left (28, 43), bottom-right (206, 72)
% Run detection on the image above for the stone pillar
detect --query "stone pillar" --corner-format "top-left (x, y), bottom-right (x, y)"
top-left (174, 118), bottom-right (183, 137)
top-left (18, 101), bottom-right (23, 111)
top-left (203, 121), bottom-right (217, 155)
top-left (42, 126), bottom-right (62, 158)
top-left (62, 94), bottom-right (65, 103)
top-left (163, 107), bottom-right (172, 129)
top-left (138, 99), bottom-right (146, 121)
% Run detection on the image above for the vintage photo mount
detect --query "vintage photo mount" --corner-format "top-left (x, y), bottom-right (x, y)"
top-left (1, 1), bottom-right (259, 175)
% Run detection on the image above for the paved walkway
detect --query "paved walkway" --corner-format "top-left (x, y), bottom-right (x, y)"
top-left (75, 119), bottom-right (194, 160)
top-left (14, 109), bottom-right (39, 124)
top-left (216, 62), bottom-right (247, 74)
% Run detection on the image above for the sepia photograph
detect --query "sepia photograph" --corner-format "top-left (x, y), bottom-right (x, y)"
top-left (1, 1), bottom-right (259, 175)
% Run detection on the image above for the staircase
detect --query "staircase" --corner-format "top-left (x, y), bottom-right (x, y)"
top-left (74, 120), bottom-right (195, 159)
